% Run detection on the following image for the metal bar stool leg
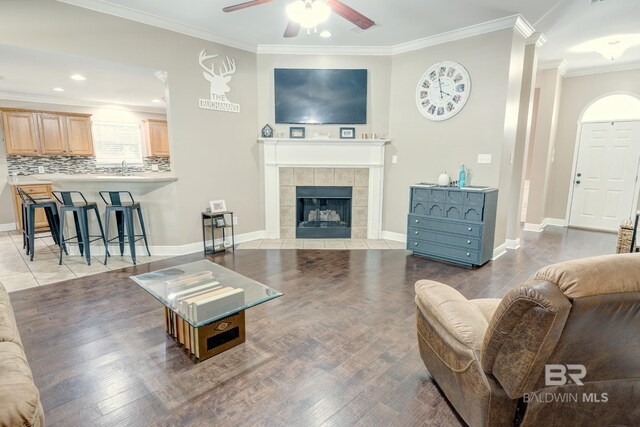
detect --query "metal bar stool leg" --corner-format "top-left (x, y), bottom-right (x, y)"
top-left (78, 209), bottom-right (91, 265)
top-left (21, 203), bottom-right (27, 250)
top-left (115, 210), bottom-right (125, 256)
top-left (104, 207), bottom-right (111, 265)
top-left (27, 206), bottom-right (36, 261)
top-left (72, 211), bottom-right (84, 256)
top-left (124, 209), bottom-right (137, 265)
top-left (135, 207), bottom-right (151, 256)
top-left (93, 205), bottom-right (109, 260)
top-left (58, 210), bottom-right (66, 265)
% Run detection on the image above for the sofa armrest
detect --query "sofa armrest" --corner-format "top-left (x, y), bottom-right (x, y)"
top-left (415, 280), bottom-right (493, 352)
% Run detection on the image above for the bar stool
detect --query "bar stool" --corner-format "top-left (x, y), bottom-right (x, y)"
top-left (100, 191), bottom-right (151, 266)
top-left (52, 191), bottom-right (108, 266)
top-left (17, 187), bottom-right (62, 261)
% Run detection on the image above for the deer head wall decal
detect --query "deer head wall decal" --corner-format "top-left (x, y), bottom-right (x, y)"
top-left (199, 50), bottom-right (236, 101)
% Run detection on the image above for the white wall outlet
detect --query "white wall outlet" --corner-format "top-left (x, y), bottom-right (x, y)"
top-left (477, 154), bottom-right (492, 164)
top-left (151, 164), bottom-right (159, 171)
top-left (233, 216), bottom-right (238, 226)
top-left (392, 155), bottom-right (398, 164)
top-left (38, 166), bottom-right (45, 174)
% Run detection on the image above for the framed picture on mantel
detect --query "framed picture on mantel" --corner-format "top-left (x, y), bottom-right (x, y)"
top-left (289, 127), bottom-right (305, 139)
top-left (340, 127), bottom-right (355, 139)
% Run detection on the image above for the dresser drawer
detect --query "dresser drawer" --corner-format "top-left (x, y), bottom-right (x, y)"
top-left (408, 215), bottom-right (482, 237)
top-left (408, 239), bottom-right (480, 264)
top-left (412, 187), bottom-right (431, 201)
top-left (446, 190), bottom-right (463, 204)
top-left (431, 189), bottom-right (446, 203)
top-left (410, 200), bottom-right (429, 216)
top-left (408, 228), bottom-right (481, 250)
top-left (464, 192), bottom-right (485, 207)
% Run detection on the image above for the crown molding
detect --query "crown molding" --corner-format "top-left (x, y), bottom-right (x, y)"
top-left (56, 0), bottom-right (257, 53)
top-left (526, 32), bottom-right (547, 48)
top-left (538, 59), bottom-right (568, 76)
top-left (513, 15), bottom-right (535, 39)
top-left (0, 91), bottom-right (166, 114)
top-left (564, 60), bottom-right (640, 78)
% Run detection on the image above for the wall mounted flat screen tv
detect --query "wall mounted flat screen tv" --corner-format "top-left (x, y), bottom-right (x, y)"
top-left (275, 68), bottom-right (367, 125)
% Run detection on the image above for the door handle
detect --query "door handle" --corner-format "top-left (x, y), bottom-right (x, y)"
top-left (576, 180), bottom-right (581, 184)
top-left (577, 173), bottom-right (582, 177)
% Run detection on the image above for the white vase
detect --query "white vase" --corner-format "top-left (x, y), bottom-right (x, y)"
top-left (438, 172), bottom-right (450, 186)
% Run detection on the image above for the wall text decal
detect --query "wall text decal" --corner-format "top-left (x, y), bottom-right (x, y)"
top-left (198, 50), bottom-right (240, 113)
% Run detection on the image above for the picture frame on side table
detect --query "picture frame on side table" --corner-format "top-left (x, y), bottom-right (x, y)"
top-left (214, 216), bottom-right (226, 228)
top-left (290, 127), bottom-right (305, 139)
top-left (340, 127), bottom-right (356, 139)
top-left (209, 200), bottom-right (227, 213)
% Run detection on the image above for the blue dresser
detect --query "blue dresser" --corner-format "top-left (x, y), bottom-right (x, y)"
top-left (407, 185), bottom-right (498, 267)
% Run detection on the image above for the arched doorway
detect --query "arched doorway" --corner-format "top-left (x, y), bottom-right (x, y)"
top-left (568, 93), bottom-right (640, 231)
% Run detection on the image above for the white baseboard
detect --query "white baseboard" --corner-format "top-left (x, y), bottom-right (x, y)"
top-left (506, 238), bottom-right (521, 250)
top-left (64, 230), bottom-right (267, 257)
top-left (0, 223), bottom-right (16, 232)
top-left (492, 242), bottom-right (507, 260)
top-left (381, 230), bottom-right (407, 243)
top-left (544, 218), bottom-right (569, 227)
top-left (523, 222), bottom-right (545, 232)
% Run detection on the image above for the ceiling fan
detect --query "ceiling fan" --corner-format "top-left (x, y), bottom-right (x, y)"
top-left (223, 0), bottom-right (375, 38)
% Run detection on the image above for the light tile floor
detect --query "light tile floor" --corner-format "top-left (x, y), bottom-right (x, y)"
top-left (0, 231), bottom-right (166, 293)
top-left (237, 238), bottom-right (407, 250)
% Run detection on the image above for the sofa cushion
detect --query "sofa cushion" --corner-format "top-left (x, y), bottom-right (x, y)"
top-left (0, 342), bottom-right (44, 427)
top-left (415, 280), bottom-right (492, 351)
top-left (0, 284), bottom-right (22, 347)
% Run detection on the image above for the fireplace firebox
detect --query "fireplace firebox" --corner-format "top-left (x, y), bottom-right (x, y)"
top-left (296, 186), bottom-right (352, 238)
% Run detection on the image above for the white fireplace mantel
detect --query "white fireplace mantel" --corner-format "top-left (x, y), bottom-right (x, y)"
top-left (259, 138), bottom-right (389, 239)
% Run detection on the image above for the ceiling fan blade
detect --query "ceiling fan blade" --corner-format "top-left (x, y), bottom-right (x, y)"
top-left (223, 0), bottom-right (274, 13)
top-left (326, 0), bottom-right (375, 30)
top-left (283, 20), bottom-right (301, 38)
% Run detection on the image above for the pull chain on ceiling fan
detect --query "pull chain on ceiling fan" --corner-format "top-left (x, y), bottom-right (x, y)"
top-left (223, 0), bottom-right (375, 38)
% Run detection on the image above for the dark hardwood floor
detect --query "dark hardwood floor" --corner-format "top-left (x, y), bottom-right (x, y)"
top-left (10, 227), bottom-right (616, 426)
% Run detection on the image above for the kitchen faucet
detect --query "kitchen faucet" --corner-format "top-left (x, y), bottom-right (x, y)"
top-left (119, 160), bottom-right (130, 176)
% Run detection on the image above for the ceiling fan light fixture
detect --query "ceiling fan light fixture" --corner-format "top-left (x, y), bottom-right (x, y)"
top-left (286, 0), bottom-right (331, 29)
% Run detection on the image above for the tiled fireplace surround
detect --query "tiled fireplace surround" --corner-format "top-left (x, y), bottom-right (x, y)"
top-left (279, 167), bottom-right (370, 239)
top-left (260, 138), bottom-right (387, 240)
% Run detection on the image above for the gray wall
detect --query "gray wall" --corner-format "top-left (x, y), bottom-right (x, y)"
top-left (385, 29), bottom-right (522, 247)
top-left (0, 0), bottom-right (261, 246)
top-left (546, 69), bottom-right (640, 219)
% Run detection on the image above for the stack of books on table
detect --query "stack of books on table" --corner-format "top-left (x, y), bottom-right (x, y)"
top-left (165, 272), bottom-right (246, 324)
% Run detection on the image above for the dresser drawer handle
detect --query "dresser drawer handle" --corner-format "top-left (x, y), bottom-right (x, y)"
top-left (414, 231), bottom-right (419, 235)
top-left (466, 252), bottom-right (470, 257)
top-left (468, 227), bottom-right (473, 231)
top-left (415, 219), bottom-right (419, 223)
top-left (467, 240), bottom-right (471, 244)
top-left (414, 242), bottom-right (419, 246)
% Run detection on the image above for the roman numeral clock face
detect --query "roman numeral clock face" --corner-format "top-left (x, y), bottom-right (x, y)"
top-left (416, 61), bottom-right (471, 121)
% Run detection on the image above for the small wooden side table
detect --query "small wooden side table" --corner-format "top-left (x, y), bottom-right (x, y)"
top-left (201, 211), bottom-right (235, 254)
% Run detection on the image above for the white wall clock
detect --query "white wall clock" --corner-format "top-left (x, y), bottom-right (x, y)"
top-left (416, 61), bottom-right (471, 121)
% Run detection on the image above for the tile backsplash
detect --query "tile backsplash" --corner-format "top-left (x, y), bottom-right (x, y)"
top-left (7, 156), bottom-right (171, 176)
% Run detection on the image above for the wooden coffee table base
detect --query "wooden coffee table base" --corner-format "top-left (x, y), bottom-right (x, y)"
top-left (164, 307), bottom-right (246, 361)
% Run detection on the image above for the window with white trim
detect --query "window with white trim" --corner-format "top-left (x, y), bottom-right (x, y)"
top-left (92, 121), bottom-right (143, 164)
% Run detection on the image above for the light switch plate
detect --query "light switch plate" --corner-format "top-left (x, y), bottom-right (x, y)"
top-left (38, 166), bottom-right (45, 174)
top-left (392, 155), bottom-right (398, 164)
top-left (233, 216), bottom-right (238, 226)
top-left (477, 154), bottom-right (492, 164)
top-left (151, 164), bottom-right (159, 171)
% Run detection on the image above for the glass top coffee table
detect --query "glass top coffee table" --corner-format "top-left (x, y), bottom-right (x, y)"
top-left (131, 260), bottom-right (283, 360)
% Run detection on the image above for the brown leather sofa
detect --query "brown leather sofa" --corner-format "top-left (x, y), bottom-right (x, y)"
top-left (415, 253), bottom-right (640, 427)
top-left (0, 283), bottom-right (44, 426)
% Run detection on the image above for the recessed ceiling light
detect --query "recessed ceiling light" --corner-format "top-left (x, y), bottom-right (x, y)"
top-left (70, 74), bottom-right (86, 81)
top-left (52, 87), bottom-right (65, 92)
top-left (152, 99), bottom-right (162, 103)
top-left (320, 30), bottom-right (332, 38)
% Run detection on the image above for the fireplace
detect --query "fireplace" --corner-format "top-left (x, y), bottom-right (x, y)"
top-left (296, 186), bottom-right (352, 238)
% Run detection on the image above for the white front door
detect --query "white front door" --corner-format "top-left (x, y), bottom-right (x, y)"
top-left (569, 121), bottom-right (640, 231)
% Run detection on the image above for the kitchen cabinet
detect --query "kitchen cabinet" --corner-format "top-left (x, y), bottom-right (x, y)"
top-left (37, 113), bottom-right (66, 155)
top-left (1, 111), bottom-right (39, 155)
top-left (65, 115), bottom-right (94, 156)
top-left (11, 184), bottom-right (54, 233)
top-left (143, 119), bottom-right (170, 157)
top-left (1, 109), bottom-right (94, 156)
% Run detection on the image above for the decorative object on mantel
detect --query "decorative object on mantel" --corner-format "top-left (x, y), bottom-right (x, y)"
top-left (312, 133), bottom-right (331, 140)
top-left (340, 127), bottom-right (356, 139)
top-left (438, 172), bottom-right (450, 187)
top-left (198, 50), bottom-right (240, 113)
top-left (290, 127), bottom-right (305, 139)
top-left (209, 199), bottom-right (227, 213)
top-left (416, 61), bottom-right (471, 121)
top-left (361, 133), bottom-right (369, 139)
top-left (261, 124), bottom-right (273, 138)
